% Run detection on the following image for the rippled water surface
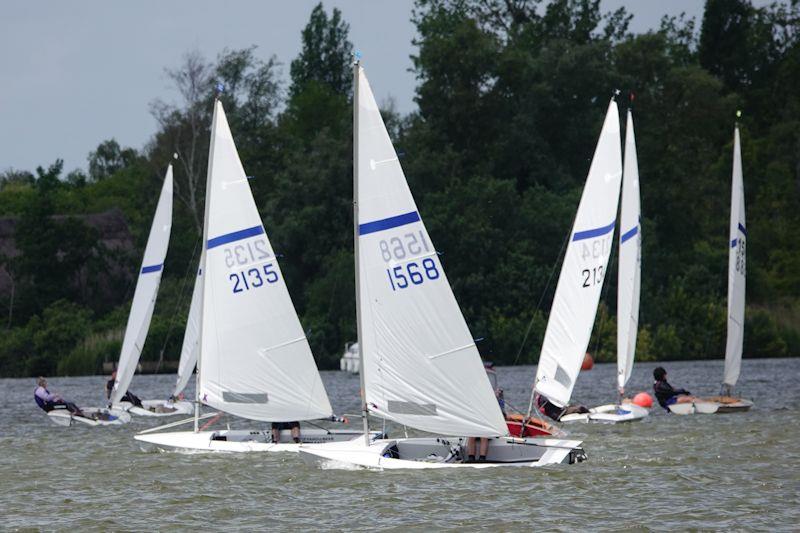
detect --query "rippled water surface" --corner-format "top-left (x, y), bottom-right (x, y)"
top-left (2, 358), bottom-right (798, 530)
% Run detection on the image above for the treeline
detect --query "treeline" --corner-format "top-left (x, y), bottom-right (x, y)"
top-left (1, 0), bottom-right (799, 377)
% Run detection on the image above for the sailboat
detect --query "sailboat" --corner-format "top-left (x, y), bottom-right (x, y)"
top-left (298, 61), bottom-right (585, 470)
top-left (561, 107), bottom-right (648, 423)
top-left (135, 98), bottom-right (367, 451)
top-left (107, 165), bottom-right (192, 417)
top-left (169, 257), bottom-right (202, 402)
top-left (669, 118), bottom-right (753, 415)
top-left (517, 96), bottom-right (631, 426)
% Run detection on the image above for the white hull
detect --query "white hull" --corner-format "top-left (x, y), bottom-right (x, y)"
top-left (669, 398), bottom-right (753, 415)
top-left (47, 407), bottom-right (131, 427)
top-left (299, 435), bottom-right (586, 470)
top-left (560, 403), bottom-right (649, 424)
top-left (115, 399), bottom-right (194, 417)
top-left (668, 401), bottom-right (720, 415)
top-left (135, 428), bottom-right (374, 453)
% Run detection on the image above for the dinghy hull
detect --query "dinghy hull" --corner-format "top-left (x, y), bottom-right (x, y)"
top-left (117, 399), bottom-right (194, 417)
top-left (47, 407), bottom-right (131, 427)
top-left (135, 428), bottom-right (374, 453)
top-left (560, 403), bottom-right (649, 423)
top-left (299, 436), bottom-right (586, 470)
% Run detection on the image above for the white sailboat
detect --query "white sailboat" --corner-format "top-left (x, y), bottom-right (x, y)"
top-left (299, 61), bottom-right (585, 470)
top-left (562, 107), bottom-right (648, 423)
top-left (107, 165), bottom-right (192, 417)
top-left (135, 99), bottom-right (366, 451)
top-left (669, 119), bottom-right (753, 415)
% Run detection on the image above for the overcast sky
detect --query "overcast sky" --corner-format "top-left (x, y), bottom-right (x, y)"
top-left (0, 1), bottom-right (721, 174)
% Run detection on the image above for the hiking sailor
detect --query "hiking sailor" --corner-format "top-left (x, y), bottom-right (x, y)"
top-left (653, 367), bottom-right (695, 409)
top-left (34, 377), bottom-right (84, 417)
top-left (105, 370), bottom-right (143, 408)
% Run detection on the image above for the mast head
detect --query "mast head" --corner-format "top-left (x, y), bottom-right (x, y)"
top-left (215, 82), bottom-right (225, 100)
top-left (352, 50), bottom-right (362, 66)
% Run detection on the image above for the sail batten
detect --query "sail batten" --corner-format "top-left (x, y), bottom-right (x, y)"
top-left (617, 110), bottom-right (642, 392)
top-left (724, 125), bottom-right (746, 387)
top-left (111, 166), bottom-right (173, 405)
top-left (534, 100), bottom-right (623, 407)
top-left (356, 65), bottom-right (507, 437)
top-left (197, 100), bottom-right (333, 422)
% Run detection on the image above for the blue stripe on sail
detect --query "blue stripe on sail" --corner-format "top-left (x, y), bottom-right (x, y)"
top-left (359, 211), bottom-right (420, 236)
top-left (573, 220), bottom-right (616, 241)
top-left (207, 225), bottom-right (265, 249)
top-left (141, 264), bottom-right (163, 274)
top-left (620, 226), bottom-right (638, 244)
top-left (731, 238), bottom-right (738, 248)
top-left (738, 222), bottom-right (747, 236)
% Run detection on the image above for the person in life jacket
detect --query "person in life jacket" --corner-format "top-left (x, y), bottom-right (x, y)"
top-left (653, 367), bottom-right (695, 409)
top-left (34, 377), bottom-right (84, 416)
top-left (105, 370), bottom-right (143, 408)
top-left (535, 394), bottom-right (589, 422)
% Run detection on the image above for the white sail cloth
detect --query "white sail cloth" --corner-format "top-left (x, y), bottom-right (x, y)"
top-left (616, 109), bottom-right (641, 393)
top-left (724, 126), bottom-right (746, 387)
top-left (111, 165), bottom-right (173, 405)
top-left (198, 100), bottom-right (332, 422)
top-left (534, 100), bottom-right (623, 407)
top-left (356, 65), bottom-right (508, 437)
top-left (173, 258), bottom-right (202, 398)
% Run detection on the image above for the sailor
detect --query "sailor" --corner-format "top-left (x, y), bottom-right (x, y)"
top-left (34, 377), bottom-right (84, 416)
top-left (272, 421), bottom-right (301, 444)
top-left (105, 370), bottom-right (143, 408)
top-left (466, 387), bottom-right (506, 462)
top-left (535, 394), bottom-right (589, 422)
top-left (653, 367), bottom-right (695, 409)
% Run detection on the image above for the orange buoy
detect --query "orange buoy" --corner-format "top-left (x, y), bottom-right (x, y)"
top-left (581, 352), bottom-right (594, 370)
top-left (632, 392), bottom-right (653, 408)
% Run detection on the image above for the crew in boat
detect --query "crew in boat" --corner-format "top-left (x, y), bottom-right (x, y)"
top-left (272, 421), bottom-right (301, 443)
top-left (535, 394), bottom-right (589, 422)
top-left (34, 377), bottom-right (85, 417)
top-left (653, 367), bottom-right (695, 409)
top-left (105, 370), bottom-right (143, 408)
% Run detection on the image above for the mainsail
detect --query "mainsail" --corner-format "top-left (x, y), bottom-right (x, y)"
top-left (534, 100), bottom-right (623, 407)
top-left (616, 109), bottom-right (641, 393)
top-left (724, 125), bottom-right (746, 388)
top-left (197, 100), bottom-right (332, 422)
top-left (172, 257), bottom-right (202, 398)
top-left (111, 165), bottom-right (173, 405)
top-left (356, 64), bottom-right (508, 437)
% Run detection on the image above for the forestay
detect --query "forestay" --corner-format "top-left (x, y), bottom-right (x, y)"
top-left (198, 100), bottom-right (332, 422)
top-left (111, 166), bottom-right (173, 405)
top-left (173, 257), bottom-right (202, 398)
top-left (724, 125), bottom-right (746, 387)
top-left (534, 100), bottom-right (623, 407)
top-left (616, 110), bottom-right (641, 393)
top-left (356, 65), bottom-right (508, 437)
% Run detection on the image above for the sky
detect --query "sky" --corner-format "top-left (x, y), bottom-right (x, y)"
top-left (0, 1), bottom-right (726, 174)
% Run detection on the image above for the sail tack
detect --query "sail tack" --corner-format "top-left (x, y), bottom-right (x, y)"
top-left (111, 165), bottom-right (173, 405)
top-left (617, 110), bottom-right (641, 393)
top-left (356, 65), bottom-right (507, 437)
top-left (724, 125), bottom-right (746, 387)
top-left (534, 100), bottom-right (623, 407)
top-left (198, 101), bottom-right (332, 422)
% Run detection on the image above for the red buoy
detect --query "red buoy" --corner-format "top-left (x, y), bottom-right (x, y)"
top-left (581, 352), bottom-right (594, 370)
top-left (632, 392), bottom-right (653, 408)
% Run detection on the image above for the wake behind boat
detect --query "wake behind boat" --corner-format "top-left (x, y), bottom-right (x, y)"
top-left (136, 95), bottom-right (364, 452)
top-left (299, 60), bottom-right (585, 470)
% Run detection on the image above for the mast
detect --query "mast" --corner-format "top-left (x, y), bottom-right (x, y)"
top-left (353, 57), bottom-right (370, 446)
top-left (194, 86), bottom-right (222, 432)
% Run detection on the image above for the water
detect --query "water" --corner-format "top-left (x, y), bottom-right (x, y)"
top-left (1, 358), bottom-right (798, 530)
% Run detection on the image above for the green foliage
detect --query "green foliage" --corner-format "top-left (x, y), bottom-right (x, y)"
top-left (1, 0), bottom-right (799, 377)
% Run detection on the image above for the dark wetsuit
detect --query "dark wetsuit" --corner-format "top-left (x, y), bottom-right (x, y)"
top-left (272, 421), bottom-right (300, 431)
top-left (106, 378), bottom-right (143, 407)
top-left (536, 395), bottom-right (589, 421)
top-left (653, 379), bottom-right (690, 409)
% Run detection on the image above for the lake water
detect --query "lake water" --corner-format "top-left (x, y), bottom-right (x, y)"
top-left (1, 358), bottom-right (798, 530)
